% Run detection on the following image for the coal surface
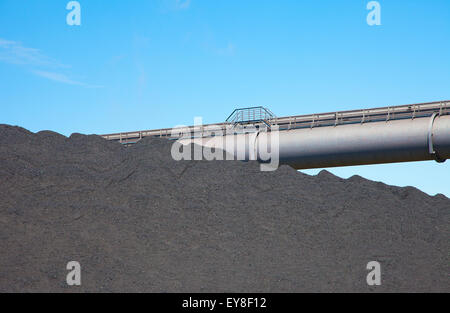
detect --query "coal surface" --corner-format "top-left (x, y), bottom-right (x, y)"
top-left (0, 124), bottom-right (449, 292)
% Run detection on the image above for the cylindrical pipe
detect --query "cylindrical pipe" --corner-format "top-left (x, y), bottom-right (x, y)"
top-left (274, 115), bottom-right (450, 169)
top-left (180, 116), bottom-right (450, 170)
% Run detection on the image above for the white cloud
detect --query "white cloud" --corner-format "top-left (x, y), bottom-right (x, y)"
top-left (0, 39), bottom-right (67, 68)
top-left (32, 70), bottom-right (103, 88)
top-left (0, 38), bottom-right (101, 88)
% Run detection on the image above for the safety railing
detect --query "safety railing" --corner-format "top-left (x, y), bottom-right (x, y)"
top-left (226, 106), bottom-right (276, 128)
top-left (101, 100), bottom-right (450, 144)
top-left (273, 100), bottom-right (450, 130)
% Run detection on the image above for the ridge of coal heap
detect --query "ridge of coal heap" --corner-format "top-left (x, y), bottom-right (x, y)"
top-left (0, 124), bottom-right (449, 292)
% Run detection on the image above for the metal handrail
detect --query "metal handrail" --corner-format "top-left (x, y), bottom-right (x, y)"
top-left (101, 100), bottom-right (450, 144)
top-left (226, 106), bottom-right (276, 125)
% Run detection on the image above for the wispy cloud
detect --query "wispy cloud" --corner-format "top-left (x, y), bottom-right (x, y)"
top-left (0, 39), bottom-right (67, 68)
top-left (0, 38), bottom-right (101, 88)
top-left (32, 70), bottom-right (103, 88)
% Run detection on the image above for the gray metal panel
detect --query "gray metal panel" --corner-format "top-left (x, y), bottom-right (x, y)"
top-left (434, 116), bottom-right (450, 157)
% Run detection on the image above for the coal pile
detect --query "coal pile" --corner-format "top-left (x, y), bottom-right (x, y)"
top-left (0, 124), bottom-right (448, 292)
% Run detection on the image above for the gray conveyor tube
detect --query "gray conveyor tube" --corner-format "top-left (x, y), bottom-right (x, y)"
top-left (181, 115), bottom-right (450, 170)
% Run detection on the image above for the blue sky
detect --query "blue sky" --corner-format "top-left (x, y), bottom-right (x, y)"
top-left (1, 0), bottom-right (449, 196)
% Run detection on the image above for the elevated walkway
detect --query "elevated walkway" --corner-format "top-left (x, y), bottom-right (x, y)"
top-left (101, 101), bottom-right (450, 145)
